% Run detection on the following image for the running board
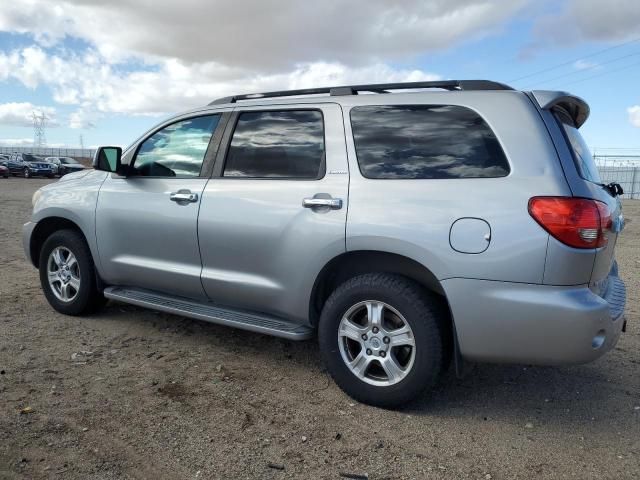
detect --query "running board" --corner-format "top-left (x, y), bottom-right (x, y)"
top-left (103, 286), bottom-right (314, 340)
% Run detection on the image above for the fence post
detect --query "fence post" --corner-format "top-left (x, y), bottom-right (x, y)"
top-left (632, 167), bottom-right (638, 200)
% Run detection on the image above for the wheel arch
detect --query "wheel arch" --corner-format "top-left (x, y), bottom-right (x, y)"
top-left (309, 250), bottom-right (461, 374)
top-left (29, 216), bottom-right (91, 268)
top-left (309, 250), bottom-right (447, 326)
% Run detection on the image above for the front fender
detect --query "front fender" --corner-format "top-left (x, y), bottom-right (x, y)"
top-left (30, 170), bottom-right (108, 273)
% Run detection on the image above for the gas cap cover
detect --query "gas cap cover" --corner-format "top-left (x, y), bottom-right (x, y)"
top-left (449, 218), bottom-right (491, 254)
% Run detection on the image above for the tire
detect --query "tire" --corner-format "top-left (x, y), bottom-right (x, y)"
top-left (24, 167), bottom-right (31, 178)
top-left (39, 229), bottom-right (107, 315)
top-left (47, 174), bottom-right (54, 179)
top-left (318, 273), bottom-right (446, 408)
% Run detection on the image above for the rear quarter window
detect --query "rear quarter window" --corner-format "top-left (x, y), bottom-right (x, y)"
top-left (350, 105), bottom-right (510, 179)
top-left (554, 108), bottom-right (601, 184)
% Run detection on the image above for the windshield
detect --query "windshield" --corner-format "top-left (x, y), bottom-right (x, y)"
top-left (555, 110), bottom-right (601, 184)
top-left (24, 154), bottom-right (40, 162)
top-left (60, 157), bottom-right (79, 164)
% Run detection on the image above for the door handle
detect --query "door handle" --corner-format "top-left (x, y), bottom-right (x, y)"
top-left (170, 191), bottom-right (198, 203)
top-left (302, 197), bottom-right (342, 210)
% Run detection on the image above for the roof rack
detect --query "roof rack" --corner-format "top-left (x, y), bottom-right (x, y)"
top-left (209, 80), bottom-right (513, 105)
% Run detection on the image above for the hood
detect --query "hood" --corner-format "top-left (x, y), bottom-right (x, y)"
top-left (58, 169), bottom-right (93, 182)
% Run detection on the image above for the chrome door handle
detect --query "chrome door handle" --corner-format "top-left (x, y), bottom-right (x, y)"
top-left (170, 191), bottom-right (198, 203)
top-left (302, 197), bottom-right (342, 210)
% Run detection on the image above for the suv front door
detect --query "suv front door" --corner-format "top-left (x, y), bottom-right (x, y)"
top-left (95, 112), bottom-right (228, 299)
top-left (198, 104), bottom-right (349, 322)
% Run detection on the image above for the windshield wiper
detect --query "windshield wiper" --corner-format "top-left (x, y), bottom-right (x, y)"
top-left (600, 182), bottom-right (624, 197)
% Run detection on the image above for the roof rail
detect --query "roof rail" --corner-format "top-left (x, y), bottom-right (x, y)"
top-left (209, 80), bottom-right (513, 105)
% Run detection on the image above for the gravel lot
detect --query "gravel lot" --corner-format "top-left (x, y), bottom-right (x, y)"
top-left (1, 178), bottom-right (639, 480)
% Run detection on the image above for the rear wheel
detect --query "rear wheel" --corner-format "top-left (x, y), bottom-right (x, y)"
top-left (39, 229), bottom-right (106, 315)
top-left (318, 273), bottom-right (446, 408)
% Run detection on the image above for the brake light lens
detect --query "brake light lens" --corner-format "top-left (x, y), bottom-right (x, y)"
top-left (528, 197), bottom-right (611, 249)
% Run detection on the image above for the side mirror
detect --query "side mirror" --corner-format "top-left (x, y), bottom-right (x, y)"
top-left (93, 146), bottom-right (125, 175)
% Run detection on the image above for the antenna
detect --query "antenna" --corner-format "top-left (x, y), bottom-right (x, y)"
top-left (32, 111), bottom-right (48, 147)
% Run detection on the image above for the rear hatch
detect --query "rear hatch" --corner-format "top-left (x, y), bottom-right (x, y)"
top-left (549, 99), bottom-right (623, 294)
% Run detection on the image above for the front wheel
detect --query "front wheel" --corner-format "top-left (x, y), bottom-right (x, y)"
top-left (318, 273), bottom-right (446, 408)
top-left (24, 167), bottom-right (31, 178)
top-left (39, 229), bottom-right (106, 315)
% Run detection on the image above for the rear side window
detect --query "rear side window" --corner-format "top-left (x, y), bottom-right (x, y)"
top-left (224, 110), bottom-right (324, 179)
top-left (350, 105), bottom-right (510, 179)
top-left (554, 109), bottom-right (601, 184)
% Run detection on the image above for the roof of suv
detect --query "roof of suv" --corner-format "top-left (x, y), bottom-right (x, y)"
top-left (208, 80), bottom-right (514, 106)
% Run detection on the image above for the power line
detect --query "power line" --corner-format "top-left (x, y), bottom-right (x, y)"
top-left (521, 50), bottom-right (640, 89)
top-left (508, 37), bottom-right (640, 83)
top-left (556, 58), bottom-right (640, 88)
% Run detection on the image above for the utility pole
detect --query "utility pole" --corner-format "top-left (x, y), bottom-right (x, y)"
top-left (32, 111), bottom-right (47, 147)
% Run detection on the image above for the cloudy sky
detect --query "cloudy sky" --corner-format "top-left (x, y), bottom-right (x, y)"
top-left (0, 0), bottom-right (639, 150)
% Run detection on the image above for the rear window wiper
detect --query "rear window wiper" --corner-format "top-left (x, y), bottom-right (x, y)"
top-left (600, 182), bottom-right (624, 197)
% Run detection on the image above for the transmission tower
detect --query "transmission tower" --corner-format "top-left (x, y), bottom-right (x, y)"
top-left (79, 134), bottom-right (84, 151)
top-left (32, 111), bottom-right (47, 147)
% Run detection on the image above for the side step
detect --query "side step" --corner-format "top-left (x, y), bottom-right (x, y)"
top-left (103, 286), bottom-right (314, 340)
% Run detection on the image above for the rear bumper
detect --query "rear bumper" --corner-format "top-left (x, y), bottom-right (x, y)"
top-left (443, 275), bottom-right (626, 365)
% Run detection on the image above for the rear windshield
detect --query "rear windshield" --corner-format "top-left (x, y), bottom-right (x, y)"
top-left (350, 105), bottom-right (510, 179)
top-left (554, 109), bottom-right (601, 184)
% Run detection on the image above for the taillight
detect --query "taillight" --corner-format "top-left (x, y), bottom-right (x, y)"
top-left (528, 197), bottom-right (611, 249)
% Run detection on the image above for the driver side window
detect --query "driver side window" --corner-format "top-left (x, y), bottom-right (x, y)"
top-left (131, 115), bottom-right (220, 177)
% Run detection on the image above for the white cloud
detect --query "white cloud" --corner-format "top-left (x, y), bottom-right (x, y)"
top-left (0, 1), bottom-right (528, 69)
top-left (1, 47), bottom-right (441, 121)
top-left (0, 102), bottom-right (58, 127)
top-left (69, 108), bottom-right (98, 129)
top-left (0, 138), bottom-right (34, 147)
top-left (628, 106), bottom-right (640, 128)
top-left (0, 1), bottom-right (531, 128)
top-left (533, 0), bottom-right (640, 45)
top-left (573, 59), bottom-right (599, 71)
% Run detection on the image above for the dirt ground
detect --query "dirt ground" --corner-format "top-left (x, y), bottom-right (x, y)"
top-left (1, 178), bottom-right (638, 480)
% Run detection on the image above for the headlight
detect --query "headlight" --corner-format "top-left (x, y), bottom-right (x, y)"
top-left (32, 189), bottom-right (42, 207)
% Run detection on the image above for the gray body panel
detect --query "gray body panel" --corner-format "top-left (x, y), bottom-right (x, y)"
top-left (23, 86), bottom-right (627, 366)
top-left (342, 91), bottom-right (568, 284)
top-left (95, 176), bottom-right (209, 299)
top-left (198, 103), bottom-right (348, 322)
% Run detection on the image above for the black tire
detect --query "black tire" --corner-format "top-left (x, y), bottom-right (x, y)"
top-left (318, 273), bottom-right (446, 408)
top-left (47, 174), bottom-right (54, 179)
top-left (24, 167), bottom-right (30, 178)
top-left (39, 229), bottom-right (107, 315)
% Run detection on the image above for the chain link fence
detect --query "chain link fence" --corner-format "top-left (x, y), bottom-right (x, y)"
top-left (0, 146), bottom-right (95, 164)
top-left (594, 155), bottom-right (640, 199)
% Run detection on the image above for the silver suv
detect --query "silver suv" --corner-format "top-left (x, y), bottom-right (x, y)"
top-left (23, 80), bottom-right (627, 407)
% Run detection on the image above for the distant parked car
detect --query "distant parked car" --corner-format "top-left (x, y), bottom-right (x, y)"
top-left (8, 153), bottom-right (55, 178)
top-left (0, 163), bottom-right (9, 178)
top-left (45, 156), bottom-right (87, 176)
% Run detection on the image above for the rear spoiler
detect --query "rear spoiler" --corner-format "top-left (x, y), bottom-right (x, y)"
top-left (530, 90), bottom-right (590, 128)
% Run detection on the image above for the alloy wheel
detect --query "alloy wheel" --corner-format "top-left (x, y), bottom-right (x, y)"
top-left (46, 246), bottom-right (81, 302)
top-left (338, 300), bottom-right (416, 386)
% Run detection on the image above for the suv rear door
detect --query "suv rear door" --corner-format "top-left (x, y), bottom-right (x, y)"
top-left (533, 92), bottom-right (623, 292)
top-left (555, 110), bottom-right (622, 287)
top-left (197, 103), bottom-right (348, 323)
